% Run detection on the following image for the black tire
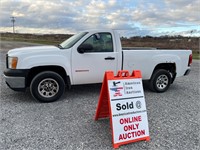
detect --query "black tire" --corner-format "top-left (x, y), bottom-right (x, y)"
top-left (149, 69), bottom-right (172, 93)
top-left (30, 71), bottom-right (65, 102)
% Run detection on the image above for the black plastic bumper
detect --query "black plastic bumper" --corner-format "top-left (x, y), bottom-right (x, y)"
top-left (184, 69), bottom-right (191, 76)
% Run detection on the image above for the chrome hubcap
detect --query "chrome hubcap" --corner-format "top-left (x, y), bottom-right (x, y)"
top-left (38, 78), bottom-right (59, 98)
top-left (156, 75), bottom-right (169, 90)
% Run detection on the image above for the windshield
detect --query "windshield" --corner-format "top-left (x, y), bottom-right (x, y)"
top-left (59, 32), bottom-right (88, 49)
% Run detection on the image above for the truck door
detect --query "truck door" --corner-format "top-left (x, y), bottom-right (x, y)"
top-left (72, 32), bottom-right (118, 84)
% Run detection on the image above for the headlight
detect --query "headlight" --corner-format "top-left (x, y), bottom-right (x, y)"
top-left (8, 57), bottom-right (18, 69)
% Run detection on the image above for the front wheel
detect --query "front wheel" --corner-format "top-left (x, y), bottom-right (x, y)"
top-left (149, 69), bottom-right (172, 93)
top-left (30, 71), bottom-right (65, 102)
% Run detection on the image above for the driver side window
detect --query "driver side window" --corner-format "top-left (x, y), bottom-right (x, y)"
top-left (79, 32), bottom-right (113, 53)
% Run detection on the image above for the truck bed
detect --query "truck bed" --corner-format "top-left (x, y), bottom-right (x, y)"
top-left (122, 49), bottom-right (192, 79)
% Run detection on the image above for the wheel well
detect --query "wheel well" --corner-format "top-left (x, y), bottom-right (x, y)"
top-left (153, 63), bottom-right (176, 77)
top-left (26, 66), bottom-right (69, 87)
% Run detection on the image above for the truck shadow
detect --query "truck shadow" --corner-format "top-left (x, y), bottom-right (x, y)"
top-left (66, 81), bottom-right (151, 96)
top-left (68, 84), bottom-right (102, 93)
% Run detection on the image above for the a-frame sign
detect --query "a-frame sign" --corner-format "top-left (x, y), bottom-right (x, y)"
top-left (95, 70), bottom-right (150, 148)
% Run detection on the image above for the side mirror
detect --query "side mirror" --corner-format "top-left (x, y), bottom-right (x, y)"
top-left (78, 44), bottom-right (93, 54)
top-left (95, 33), bottom-right (100, 40)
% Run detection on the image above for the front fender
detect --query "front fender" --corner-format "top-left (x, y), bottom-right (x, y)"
top-left (17, 53), bottom-right (72, 83)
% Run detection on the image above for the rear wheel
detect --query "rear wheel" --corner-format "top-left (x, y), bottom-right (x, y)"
top-left (30, 71), bottom-right (65, 102)
top-left (149, 69), bottom-right (171, 93)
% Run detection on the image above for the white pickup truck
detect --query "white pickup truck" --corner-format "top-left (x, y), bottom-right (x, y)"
top-left (4, 29), bottom-right (192, 102)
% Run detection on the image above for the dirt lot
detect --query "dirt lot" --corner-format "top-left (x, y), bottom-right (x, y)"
top-left (0, 41), bottom-right (200, 150)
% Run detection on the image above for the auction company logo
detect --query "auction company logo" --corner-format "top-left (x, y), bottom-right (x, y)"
top-left (110, 81), bottom-right (123, 97)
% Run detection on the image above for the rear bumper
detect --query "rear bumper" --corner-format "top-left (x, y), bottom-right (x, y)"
top-left (3, 69), bottom-right (29, 91)
top-left (184, 69), bottom-right (191, 76)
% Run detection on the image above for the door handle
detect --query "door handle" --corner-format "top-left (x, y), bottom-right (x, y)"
top-left (105, 57), bottom-right (115, 60)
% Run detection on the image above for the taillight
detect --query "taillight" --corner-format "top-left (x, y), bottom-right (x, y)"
top-left (188, 54), bottom-right (192, 66)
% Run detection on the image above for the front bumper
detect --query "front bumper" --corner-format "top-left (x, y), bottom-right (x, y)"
top-left (4, 69), bottom-right (29, 91)
top-left (4, 75), bottom-right (25, 88)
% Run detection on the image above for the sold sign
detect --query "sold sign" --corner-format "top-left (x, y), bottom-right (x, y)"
top-left (95, 70), bottom-right (150, 148)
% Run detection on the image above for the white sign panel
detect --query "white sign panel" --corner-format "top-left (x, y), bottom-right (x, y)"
top-left (108, 78), bottom-right (149, 144)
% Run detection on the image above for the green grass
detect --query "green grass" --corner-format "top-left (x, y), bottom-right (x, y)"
top-left (193, 52), bottom-right (200, 60)
top-left (0, 37), bottom-right (59, 45)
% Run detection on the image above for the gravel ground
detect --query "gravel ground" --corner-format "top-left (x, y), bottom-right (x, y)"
top-left (0, 41), bottom-right (200, 150)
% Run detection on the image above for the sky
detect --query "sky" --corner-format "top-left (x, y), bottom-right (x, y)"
top-left (0, 0), bottom-right (199, 37)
